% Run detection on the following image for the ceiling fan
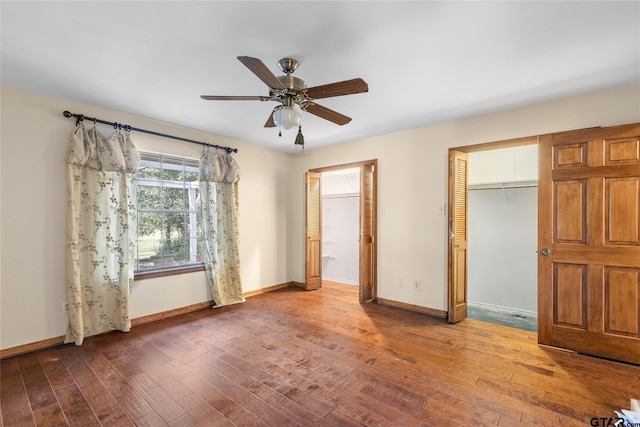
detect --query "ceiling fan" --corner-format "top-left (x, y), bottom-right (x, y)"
top-left (200, 56), bottom-right (369, 138)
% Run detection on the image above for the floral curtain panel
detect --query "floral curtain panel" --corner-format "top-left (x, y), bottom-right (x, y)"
top-left (199, 149), bottom-right (245, 307)
top-left (65, 122), bottom-right (139, 345)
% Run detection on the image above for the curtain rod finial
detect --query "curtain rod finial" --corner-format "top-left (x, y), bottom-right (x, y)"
top-left (63, 111), bottom-right (72, 118)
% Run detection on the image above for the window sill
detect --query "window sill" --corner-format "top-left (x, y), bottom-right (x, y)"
top-left (134, 264), bottom-right (205, 281)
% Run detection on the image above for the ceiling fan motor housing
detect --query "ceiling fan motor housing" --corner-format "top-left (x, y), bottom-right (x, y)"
top-left (274, 75), bottom-right (308, 107)
top-left (277, 75), bottom-right (306, 93)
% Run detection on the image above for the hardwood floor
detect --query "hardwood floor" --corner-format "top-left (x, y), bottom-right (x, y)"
top-left (2, 282), bottom-right (638, 426)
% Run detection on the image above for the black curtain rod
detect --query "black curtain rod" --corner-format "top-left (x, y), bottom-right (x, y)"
top-left (63, 110), bottom-right (238, 154)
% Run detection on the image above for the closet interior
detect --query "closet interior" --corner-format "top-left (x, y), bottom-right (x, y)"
top-left (321, 168), bottom-right (360, 286)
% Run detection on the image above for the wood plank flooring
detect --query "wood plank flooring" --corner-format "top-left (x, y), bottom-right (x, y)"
top-left (2, 282), bottom-right (639, 426)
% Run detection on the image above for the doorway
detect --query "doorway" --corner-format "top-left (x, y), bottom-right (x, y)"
top-left (447, 136), bottom-right (537, 324)
top-left (305, 160), bottom-right (377, 303)
top-left (448, 124), bottom-right (640, 365)
top-left (466, 145), bottom-right (538, 331)
top-left (321, 168), bottom-right (360, 286)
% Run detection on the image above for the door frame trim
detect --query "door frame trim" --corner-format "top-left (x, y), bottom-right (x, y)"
top-left (447, 136), bottom-right (538, 323)
top-left (309, 159), bottom-right (378, 300)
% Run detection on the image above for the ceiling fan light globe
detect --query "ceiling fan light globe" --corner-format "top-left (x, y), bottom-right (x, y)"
top-left (274, 106), bottom-right (301, 130)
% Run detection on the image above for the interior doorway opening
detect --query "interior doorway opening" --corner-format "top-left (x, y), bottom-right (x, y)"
top-left (466, 145), bottom-right (539, 332)
top-left (448, 136), bottom-right (538, 328)
top-left (321, 168), bottom-right (360, 287)
top-left (305, 160), bottom-right (377, 303)
top-left (449, 124), bottom-right (640, 364)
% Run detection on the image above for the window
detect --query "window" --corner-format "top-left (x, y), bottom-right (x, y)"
top-left (135, 152), bottom-right (203, 273)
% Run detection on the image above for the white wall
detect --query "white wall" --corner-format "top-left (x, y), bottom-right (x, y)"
top-left (287, 84), bottom-right (640, 312)
top-left (468, 187), bottom-right (538, 312)
top-left (469, 144), bottom-right (538, 185)
top-left (321, 169), bottom-right (360, 194)
top-left (321, 169), bottom-right (360, 284)
top-left (0, 88), bottom-right (292, 350)
top-left (2, 83), bottom-right (639, 351)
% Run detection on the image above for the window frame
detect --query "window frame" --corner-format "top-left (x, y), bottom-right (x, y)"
top-left (134, 152), bottom-right (205, 280)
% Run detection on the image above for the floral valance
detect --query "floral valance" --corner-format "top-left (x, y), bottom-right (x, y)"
top-left (199, 149), bottom-right (240, 183)
top-left (67, 123), bottom-right (140, 173)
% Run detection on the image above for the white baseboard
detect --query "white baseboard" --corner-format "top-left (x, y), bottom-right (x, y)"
top-left (468, 300), bottom-right (537, 317)
top-left (323, 276), bottom-right (358, 285)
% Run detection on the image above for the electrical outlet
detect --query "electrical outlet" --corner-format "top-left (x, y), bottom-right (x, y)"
top-left (62, 302), bottom-right (68, 314)
top-left (398, 279), bottom-right (404, 288)
top-left (439, 204), bottom-right (447, 215)
top-left (413, 280), bottom-right (421, 290)
top-left (380, 206), bottom-right (386, 215)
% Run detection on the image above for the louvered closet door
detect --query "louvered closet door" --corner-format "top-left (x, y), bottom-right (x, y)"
top-left (305, 171), bottom-right (322, 290)
top-left (538, 124), bottom-right (640, 364)
top-left (359, 163), bottom-right (376, 302)
top-left (448, 150), bottom-right (469, 323)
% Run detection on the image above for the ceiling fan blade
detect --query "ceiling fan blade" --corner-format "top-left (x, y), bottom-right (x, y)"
top-left (237, 56), bottom-right (286, 90)
top-left (264, 110), bottom-right (276, 128)
top-left (305, 78), bottom-right (368, 100)
top-left (304, 103), bottom-right (352, 125)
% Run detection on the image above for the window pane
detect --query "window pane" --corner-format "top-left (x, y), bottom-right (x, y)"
top-left (196, 238), bottom-right (205, 262)
top-left (196, 209), bottom-right (203, 238)
top-left (138, 211), bottom-right (162, 240)
top-left (184, 170), bottom-right (199, 183)
top-left (162, 169), bottom-right (184, 182)
top-left (163, 187), bottom-right (188, 210)
top-left (137, 238), bottom-right (161, 270)
top-left (164, 212), bottom-right (187, 239)
top-left (151, 246), bottom-right (175, 269)
top-left (186, 187), bottom-right (199, 211)
top-left (138, 184), bottom-right (161, 210)
top-left (171, 239), bottom-right (190, 265)
top-left (162, 157), bottom-right (185, 182)
top-left (138, 156), bottom-right (163, 180)
top-left (135, 152), bottom-right (203, 273)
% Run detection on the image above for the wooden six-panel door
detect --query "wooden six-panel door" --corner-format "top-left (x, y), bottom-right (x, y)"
top-left (538, 124), bottom-right (640, 364)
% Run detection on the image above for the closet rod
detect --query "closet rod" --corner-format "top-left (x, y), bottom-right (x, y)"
top-left (63, 110), bottom-right (238, 154)
top-left (322, 193), bottom-right (360, 199)
top-left (468, 183), bottom-right (538, 191)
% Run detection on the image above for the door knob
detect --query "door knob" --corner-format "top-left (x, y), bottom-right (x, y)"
top-left (539, 248), bottom-right (550, 256)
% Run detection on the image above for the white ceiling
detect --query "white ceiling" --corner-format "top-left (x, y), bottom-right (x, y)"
top-left (2, 1), bottom-right (639, 153)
